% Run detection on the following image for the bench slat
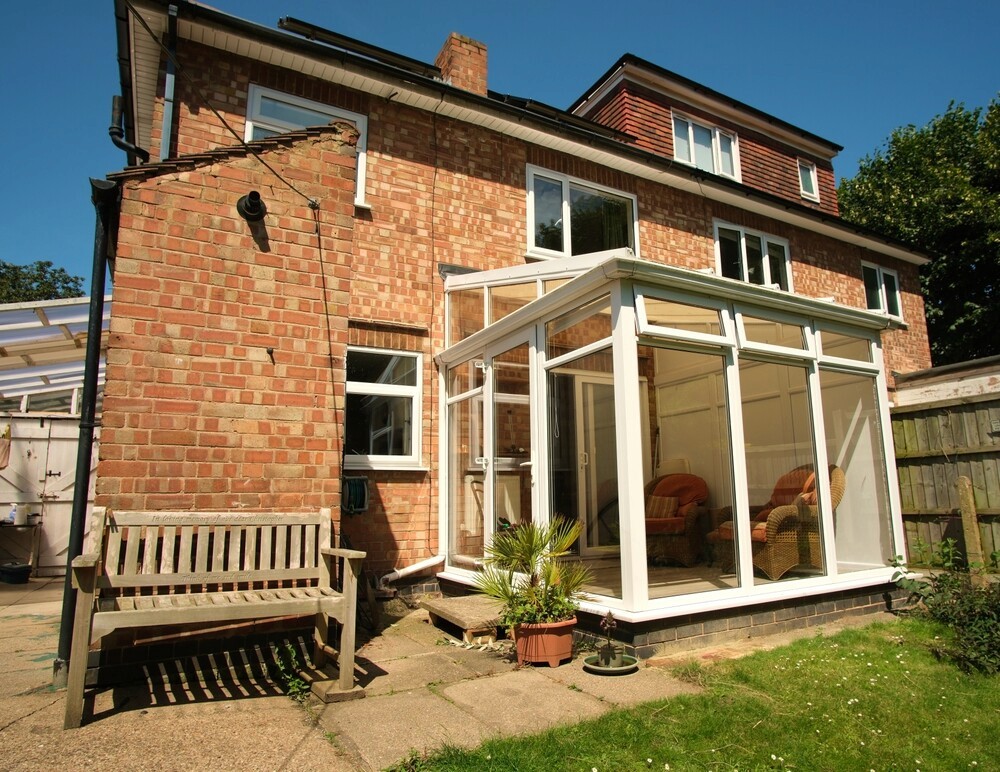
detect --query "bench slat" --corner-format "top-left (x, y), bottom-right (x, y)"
top-left (108, 511), bottom-right (323, 527)
top-left (290, 525), bottom-right (302, 569)
top-left (122, 527), bottom-right (141, 576)
top-left (178, 526), bottom-right (193, 573)
top-left (160, 526), bottom-right (177, 574)
top-left (275, 528), bottom-right (287, 570)
top-left (261, 527), bottom-right (273, 570)
top-left (105, 526), bottom-right (123, 576)
top-left (212, 526), bottom-right (226, 572)
top-left (228, 526), bottom-right (243, 573)
top-left (96, 566), bottom-right (321, 589)
top-left (142, 526), bottom-right (157, 575)
top-left (245, 528), bottom-right (258, 572)
top-left (195, 525), bottom-right (209, 573)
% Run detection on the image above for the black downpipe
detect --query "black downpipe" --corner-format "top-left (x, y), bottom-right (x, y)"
top-left (53, 178), bottom-right (119, 684)
top-left (109, 95), bottom-right (149, 165)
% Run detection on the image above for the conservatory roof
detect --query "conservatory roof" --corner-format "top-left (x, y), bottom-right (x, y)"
top-left (0, 296), bottom-right (110, 400)
top-left (440, 250), bottom-right (900, 365)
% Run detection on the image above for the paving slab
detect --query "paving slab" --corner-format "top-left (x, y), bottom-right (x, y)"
top-left (538, 658), bottom-right (701, 706)
top-left (441, 667), bottom-right (607, 734)
top-left (318, 688), bottom-right (494, 771)
top-left (356, 651), bottom-right (479, 696)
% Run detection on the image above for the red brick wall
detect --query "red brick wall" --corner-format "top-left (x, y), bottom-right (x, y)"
top-left (584, 83), bottom-right (840, 216)
top-left (102, 126), bottom-right (357, 524)
top-left (434, 33), bottom-right (488, 96)
top-left (118, 45), bottom-right (931, 576)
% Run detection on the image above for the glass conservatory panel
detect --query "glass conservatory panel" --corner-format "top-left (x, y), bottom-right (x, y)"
top-left (547, 347), bottom-right (622, 600)
top-left (492, 342), bottom-right (533, 533)
top-left (544, 278), bottom-right (572, 294)
top-left (644, 345), bottom-right (739, 598)
top-left (819, 369), bottom-right (894, 573)
top-left (448, 395), bottom-right (484, 569)
top-left (545, 295), bottom-right (612, 359)
top-left (490, 283), bottom-right (537, 324)
top-left (448, 287), bottom-right (484, 345)
top-left (643, 297), bottom-right (722, 337)
top-left (738, 358), bottom-right (826, 583)
top-left (742, 315), bottom-right (806, 350)
top-left (447, 357), bottom-right (484, 398)
top-left (819, 329), bottom-right (873, 362)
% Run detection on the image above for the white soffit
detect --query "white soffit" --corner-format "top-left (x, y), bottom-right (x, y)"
top-left (0, 297), bottom-right (110, 399)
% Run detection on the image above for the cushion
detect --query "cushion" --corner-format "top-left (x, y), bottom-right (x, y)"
top-left (646, 517), bottom-right (687, 535)
top-left (646, 495), bottom-right (679, 519)
top-left (647, 474), bottom-right (709, 507)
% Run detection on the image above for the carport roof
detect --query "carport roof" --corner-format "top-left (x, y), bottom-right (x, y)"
top-left (0, 296), bottom-right (110, 400)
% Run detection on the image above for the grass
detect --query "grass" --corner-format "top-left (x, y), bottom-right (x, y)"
top-left (388, 617), bottom-right (998, 771)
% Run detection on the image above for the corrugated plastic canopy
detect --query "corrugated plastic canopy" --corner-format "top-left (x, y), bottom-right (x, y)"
top-left (0, 296), bottom-right (110, 399)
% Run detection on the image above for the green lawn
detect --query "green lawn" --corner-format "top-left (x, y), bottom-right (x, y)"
top-left (393, 618), bottom-right (997, 771)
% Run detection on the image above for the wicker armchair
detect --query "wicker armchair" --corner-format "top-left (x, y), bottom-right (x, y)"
top-left (707, 464), bottom-right (846, 580)
top-left (644, 473), bottom-right (710, 567)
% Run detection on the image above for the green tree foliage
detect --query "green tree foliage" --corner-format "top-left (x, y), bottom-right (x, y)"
top-left (0, 260), bottom-right (85, 304)
top-left (838, 99), bottom-right (1000, 365)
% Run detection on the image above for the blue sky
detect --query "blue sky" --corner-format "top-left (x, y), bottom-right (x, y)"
top-left (0, 0), bottom-right (997, 288)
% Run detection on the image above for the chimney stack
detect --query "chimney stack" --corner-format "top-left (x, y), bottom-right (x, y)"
top-left (435, 33), bottom-right (488, 96)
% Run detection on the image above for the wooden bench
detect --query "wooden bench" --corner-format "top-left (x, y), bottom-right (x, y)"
top-left (64, 507), bottom-right (365, 729)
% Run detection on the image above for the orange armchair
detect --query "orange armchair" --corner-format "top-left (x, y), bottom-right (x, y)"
top-left (707, 464), bottom-right (845, 580)
top-left (644, 473), bottom-right (710, 567)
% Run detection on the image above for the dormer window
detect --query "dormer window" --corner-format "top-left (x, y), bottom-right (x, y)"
top-left (798, 159), bottom-right (820, 202)
top-left (672, 113), bottom-right (738, 180)
top-left (245, 84), bottom-right (369, 207)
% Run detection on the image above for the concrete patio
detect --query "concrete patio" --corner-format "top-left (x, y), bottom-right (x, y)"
top-left (0, 575), bottom-right (895, 770)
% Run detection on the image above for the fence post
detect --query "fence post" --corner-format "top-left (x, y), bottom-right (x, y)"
top-left (956, 476), bottom-right (985, 570)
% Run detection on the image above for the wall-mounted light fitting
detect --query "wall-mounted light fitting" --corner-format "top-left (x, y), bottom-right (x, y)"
top-left (237, 190), bottom-right (267, 222)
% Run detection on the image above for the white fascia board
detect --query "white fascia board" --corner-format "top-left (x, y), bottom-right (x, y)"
top-left (178, 21), bottom-right (928, 267)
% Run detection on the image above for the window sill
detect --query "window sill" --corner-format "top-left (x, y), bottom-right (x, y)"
top-left (343, 460), bottom-right (428, 473)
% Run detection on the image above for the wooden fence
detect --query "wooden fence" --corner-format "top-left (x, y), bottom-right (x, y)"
top-left (891, 393), bottom-right (1000, 565)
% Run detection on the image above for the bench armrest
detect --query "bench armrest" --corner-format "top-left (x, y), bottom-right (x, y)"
top-left (321, 547), bottom-right (367, 560)
top-left (71, 553), bottom-right (99, 571)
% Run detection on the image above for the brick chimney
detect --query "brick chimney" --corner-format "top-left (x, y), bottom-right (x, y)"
top-left (434, 33), bottom-right (488, 96)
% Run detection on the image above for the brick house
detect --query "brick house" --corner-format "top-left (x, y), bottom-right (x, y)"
top-left (102, 1), bottom-right (930, 652)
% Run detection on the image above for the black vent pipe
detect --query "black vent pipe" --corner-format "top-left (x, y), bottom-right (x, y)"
top-left (109, 95), bottom-right (149, 165)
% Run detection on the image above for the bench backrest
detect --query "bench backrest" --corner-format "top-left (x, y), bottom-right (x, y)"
top-left (86, 508), bottom-right (334, 593)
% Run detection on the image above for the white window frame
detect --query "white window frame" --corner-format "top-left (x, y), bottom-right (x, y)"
top-left (245, 84), bottom-right (369, 208)
top-left (344, 346), bottom-right (422, 470)
top-left (861, 262), bottom-right (902, 319)
top-left (672, 111), bottom-right (740, 181)
top-left (713, 220), bottom-right (793, 292)
top-left (526, 165), bottom-right (639, 260)
top-left (798, 159), bottom-right (820, 202)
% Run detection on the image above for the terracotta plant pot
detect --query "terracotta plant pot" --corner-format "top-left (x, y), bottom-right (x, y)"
top-left (513, 616), bottom-right (576, 667)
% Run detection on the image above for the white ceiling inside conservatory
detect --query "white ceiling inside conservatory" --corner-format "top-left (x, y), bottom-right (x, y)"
top-left (0, 296), bottom-right (110, 400)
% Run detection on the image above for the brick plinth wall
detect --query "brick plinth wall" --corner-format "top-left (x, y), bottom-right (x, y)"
top-left (576, 585), bottom-right (906, 659)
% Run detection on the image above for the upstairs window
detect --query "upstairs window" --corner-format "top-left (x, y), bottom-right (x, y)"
top-left (715, 222), bottom-right (791, 291)
top-left (862, 263), bottom-right (902, 318)
top-left (345, 347), bottom-right (422, 469)
top-left (527, 166), bottom-right (637, 259)
top-left (673, 113), bottom-right (738, 180)
top-left (798, 159), bottom-right (820, 202)
top-left (245, 84), bottom-right (369, 207)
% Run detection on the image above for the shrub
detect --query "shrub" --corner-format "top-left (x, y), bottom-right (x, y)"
top-left (893, 539), bottom-right (1000, 674)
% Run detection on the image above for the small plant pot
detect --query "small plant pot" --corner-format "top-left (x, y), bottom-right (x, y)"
top-left (513, 617), bottom-right (576, 667)
top-left (583, 652), bottom-right (639, 675)
top-left (597, 644), bottom-right (624, 668)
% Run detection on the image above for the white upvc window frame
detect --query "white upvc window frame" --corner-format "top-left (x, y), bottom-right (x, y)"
top-left (713, 220), bottom-right (793, 292)
top-left (861, 262), bottom-right (903, 319)
top-left (344, 346), bottom-right (423, 470)
top-left (245, 84), bottom-right (369, 208)
top-left (526, 165), bottom-right (639, 260)
top-left (672, 111), bottom-right (740, 181)
top-left (798, 158), bottom-right (820, 202)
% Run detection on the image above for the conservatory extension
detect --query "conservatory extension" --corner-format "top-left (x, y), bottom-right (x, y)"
top-left (437, 250), bottom-right (903, 621)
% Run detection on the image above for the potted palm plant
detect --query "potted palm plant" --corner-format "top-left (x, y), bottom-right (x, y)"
top-left (474, 518), bottom-right (592, 667)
